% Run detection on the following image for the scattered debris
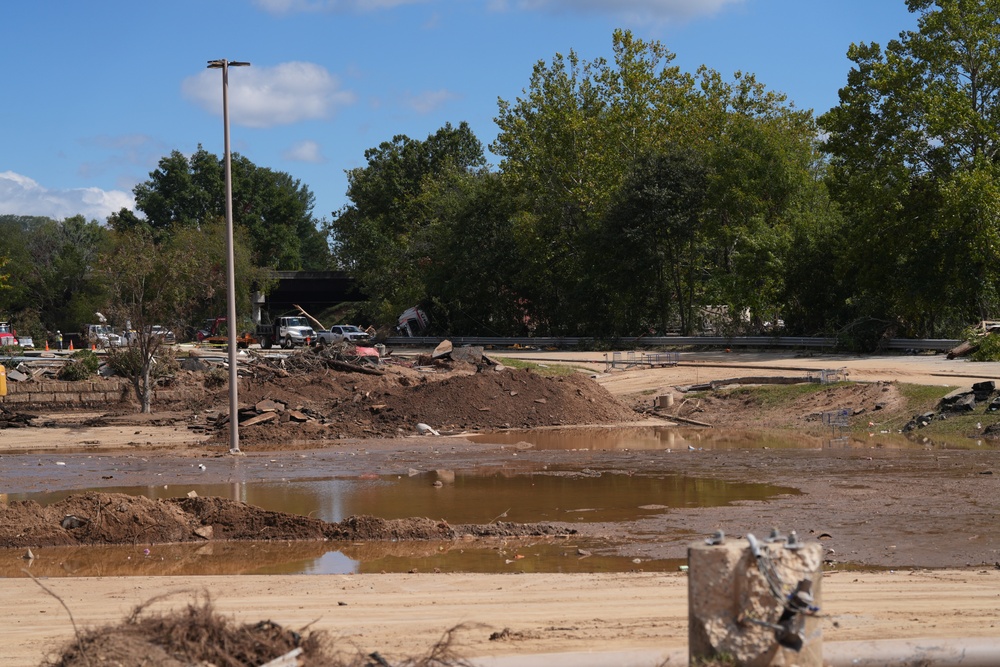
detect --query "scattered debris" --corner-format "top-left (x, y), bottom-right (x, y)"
top-left (0, 406), bottom-right (38, 428)
top-left (416, 423), bottom-right (440, 436)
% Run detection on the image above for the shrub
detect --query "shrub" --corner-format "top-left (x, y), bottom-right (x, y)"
top-left (970, 333), bottom-right (1000, 361)
top-left (204, 367), bottom-right (228, 388)
top-left (58, 349), bottom-right (101, 381)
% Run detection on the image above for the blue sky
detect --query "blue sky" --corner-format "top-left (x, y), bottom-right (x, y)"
top-left (0, 0), bottom-right (919, 224)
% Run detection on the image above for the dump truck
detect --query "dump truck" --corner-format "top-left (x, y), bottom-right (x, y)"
top-left (0, 322), bottom-right (18, 347)
top-left (256, 315), bottom-right (316, 349)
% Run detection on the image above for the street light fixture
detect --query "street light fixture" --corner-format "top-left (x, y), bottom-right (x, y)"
top-left (207, 58), bottom-right (250, 455)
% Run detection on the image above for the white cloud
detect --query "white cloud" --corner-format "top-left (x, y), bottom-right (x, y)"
top-left (0, 171), bottom-right (133, 221)
top-left (283, 140), bottom-right (326, 163)
top-left (182, 62), bottom-right (357, 129)
top-left (495, 0), bottom-right (744, 21)
top-left (253, 0), bottom-right (428, 14)
top-left (403, 89), bottom-right (460, 114)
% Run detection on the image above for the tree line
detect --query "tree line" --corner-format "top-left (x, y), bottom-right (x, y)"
top-left (2, 2), bottom-right (997, 351)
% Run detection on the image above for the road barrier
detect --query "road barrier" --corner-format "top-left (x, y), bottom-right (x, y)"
top-left (384, 335), bottom-right (961, 352)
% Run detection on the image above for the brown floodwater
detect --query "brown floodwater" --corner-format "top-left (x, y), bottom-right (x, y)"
top-left (0, 539), bottom-right (689, 577)
top-left (2, 426), bottom-right (812, 575)
top-left (6, 467), bottom-right (793, 526)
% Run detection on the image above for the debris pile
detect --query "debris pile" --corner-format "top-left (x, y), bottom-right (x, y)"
top-left (244, 343), bottom-right (384, 380)
top-left (44, 596), bottom-right (333, 667)
top-left (903, 381), bottom-right (997, 432)
top-left (0, 405), bottom-right (37, 428)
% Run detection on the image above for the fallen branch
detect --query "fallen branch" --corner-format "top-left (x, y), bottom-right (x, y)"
top-left (25, 569), bottom-right (92, 667)
top-left (293, 304), bottom-right (326, 332)
top-left (657, 412), bottom-right (713, 427)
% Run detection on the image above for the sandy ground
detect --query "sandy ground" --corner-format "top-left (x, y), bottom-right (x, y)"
top-left (7, 569), bottom-right (1000, 666)
top-left (5, 569), bottom-right (1000, 666)
top-left (3, 349), bottom-right (1000, 665)
top-left (498, 348), bottom-right (1000, 393)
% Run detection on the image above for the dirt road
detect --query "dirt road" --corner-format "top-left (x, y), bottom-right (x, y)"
top-left (6, 569), bottom-right (999, 666)
top-left (3, 349), bottom-right (1000, 665)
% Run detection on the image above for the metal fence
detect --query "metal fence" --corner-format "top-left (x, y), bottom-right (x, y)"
top-left (604, 351), bottom-right (680, 371)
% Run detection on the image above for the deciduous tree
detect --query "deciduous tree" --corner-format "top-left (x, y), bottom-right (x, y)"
top-left (820, 0), bottom-right (1000, 335)
top-left (119, 147), bottom-right (330, 270)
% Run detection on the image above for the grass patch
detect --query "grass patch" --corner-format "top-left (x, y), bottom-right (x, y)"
top-left (715, 381), bottom-right (845, 407)
top-left (895, 384), bottom-right (958, 421)
top-left (494, 357), bottom-right (581, 376)
top-left (869, 384), bottom-right (997, 442)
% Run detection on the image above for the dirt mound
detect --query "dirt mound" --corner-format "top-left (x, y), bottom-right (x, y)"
top-left (675, 381), bottom-right (906, 429)
top-left (170, 361), bottom-right (643, 446)
top-left (0, 492), bottom-right (576, 549)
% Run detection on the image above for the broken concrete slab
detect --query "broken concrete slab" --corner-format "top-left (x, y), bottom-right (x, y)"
top-left (255, 399), bottom-right (285, 413)
top-left (432, 339), bottom-right (453, 359)
top-left (240, 412), bottom-right (279, 427)
top-left (450, 346), bottom-right (484, 364)
top-left (5, 368), bottom-right (29, 382)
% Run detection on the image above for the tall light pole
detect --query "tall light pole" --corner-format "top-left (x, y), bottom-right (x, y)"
top-left (207, 58), bottom-right (250, 455)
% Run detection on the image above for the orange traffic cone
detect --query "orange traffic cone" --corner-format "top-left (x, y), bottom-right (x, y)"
top-left (91, 343), bottom-right (96, 351)
top-left (45, 340), bottom-right (49, 351)
top-left (69, 340), bottom-right (74, 351)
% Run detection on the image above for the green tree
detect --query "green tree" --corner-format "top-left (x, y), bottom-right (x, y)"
top-left (492, 31), bottom-right (691, 332)
top-left (493, 29), bottom-right (827, 335)
top-left (420, 171), bottom-right (527, 335)
top-left (99, 230), bottom-right (170, 412)
top-left (99, 222), bottom-right (268, 411)
top-left (594, 147), bottom-right (708, 335)
top-left (696, 87), bottom-right (821, 333)
top-left (331, 122), bottom-right (488, 326)
top-left (120, 147), bottom-right (330, 270)
top-left (820, 0), bottom-right (1000, 335)
top-left (0, 214), bottom-right (110, 337)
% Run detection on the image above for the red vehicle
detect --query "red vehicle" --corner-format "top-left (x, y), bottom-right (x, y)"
top-left (196, 316), bottom-right (253, 348)
top-left (0, 321), bottom-right (18, 347)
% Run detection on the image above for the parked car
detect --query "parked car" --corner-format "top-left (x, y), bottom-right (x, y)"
top-left (148, 325), bottom-right (176, 345)
top-left (314, 324), bottom-right (372, 346)
top-left (84, 323), bottom-right (124, 348)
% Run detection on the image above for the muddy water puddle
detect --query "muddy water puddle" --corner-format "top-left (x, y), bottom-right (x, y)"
top-left (6, 469), bottom-right (793, 525)
top-left (3, 460), bottom-right (792, 575)
top-left (1, 539), bottom-right (687, 577)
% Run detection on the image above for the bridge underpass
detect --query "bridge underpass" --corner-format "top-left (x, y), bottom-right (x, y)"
top-left (252, 271), bottom-right (364, 324)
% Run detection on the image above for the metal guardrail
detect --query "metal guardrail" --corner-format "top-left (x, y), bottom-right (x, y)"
top-left (383, 335), bottom-right (962, 352)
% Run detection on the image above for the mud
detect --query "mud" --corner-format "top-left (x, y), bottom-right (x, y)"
top-left (166, 357), bottom-right (641, 444)
top-left (0, 491), bottom-right (575, 549)
top-left (2, 351), bottom-right (999, 570)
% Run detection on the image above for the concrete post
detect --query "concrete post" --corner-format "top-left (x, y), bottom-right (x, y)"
top-left (688, 532), bottom-right (823, 666)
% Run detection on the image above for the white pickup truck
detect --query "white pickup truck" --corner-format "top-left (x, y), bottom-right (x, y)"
top-left (314, 324), bottom-right (372, 346)
top-left (84, 323), bottom-right (124, 348)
